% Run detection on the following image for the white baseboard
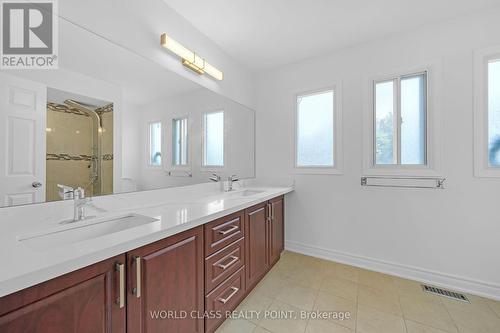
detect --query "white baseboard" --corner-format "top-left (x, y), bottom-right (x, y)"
top-left (285, 240), bottom-right (500, 301)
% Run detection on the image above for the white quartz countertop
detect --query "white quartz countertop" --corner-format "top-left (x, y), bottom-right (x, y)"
top-left (0, 183), bottom-right (293, 297)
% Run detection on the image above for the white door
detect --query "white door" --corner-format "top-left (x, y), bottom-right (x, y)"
top-left (0, 73), bottom-right (46, 207)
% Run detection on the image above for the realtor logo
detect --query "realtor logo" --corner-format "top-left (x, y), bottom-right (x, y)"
top-left (1, 0), bottom-right (58, 69)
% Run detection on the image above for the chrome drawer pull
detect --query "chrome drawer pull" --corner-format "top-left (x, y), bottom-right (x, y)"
top-left (218, 287), bottom-right (239, 304)
top-left (218, 225), bottom-right (238, 235)
top-left (216, 255), bottom-right (239, 270)
top-left (115, 262), bottom-right (125, 309)
top-left (133, 256), bottom-right (141, 298)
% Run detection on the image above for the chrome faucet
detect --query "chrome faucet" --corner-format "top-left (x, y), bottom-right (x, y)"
top-left (225, 175), bottom-right (239, 192)
top-left (209, 173), bottom-right (221, 182)
top-left (73, 187), bottom-right (91, 222)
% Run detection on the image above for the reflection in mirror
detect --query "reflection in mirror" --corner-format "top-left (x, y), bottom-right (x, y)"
top-left (0, 15), bottom-right (255, 208)
top-left (135, 89), bottom-right (254, 191)
top-left (148, 122), bottom-right (162, 167)
top-left (172, 117), bottom-right (188, 167)
top-left (203, 111), bottom-right (225, 167)
top-left (46, 89), bottom-right (113, 202)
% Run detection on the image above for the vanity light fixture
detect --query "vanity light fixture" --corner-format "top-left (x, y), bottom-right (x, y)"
top-left (160, 33), bottom-right (223, 81)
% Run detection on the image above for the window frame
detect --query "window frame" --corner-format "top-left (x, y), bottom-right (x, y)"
top-left (147, 120), bottom-right (163, 168)
top-left (363, 63), bottom-right (442, 177)
top-left (166, 115), bottom-right (191, 172)
top-left (171, 116), bottom-right (189, 167)
top-left (292, 85), bottom-right (343, 175)
top-left (474, 46), bottom-right (500, 178)
top-left (373, 71), bottom-right (428, 166)
top-left (201, 110), bottom-right (226, 170)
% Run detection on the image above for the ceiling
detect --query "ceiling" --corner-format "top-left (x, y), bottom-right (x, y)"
top-left (163, 0), bottom-right (500, 71)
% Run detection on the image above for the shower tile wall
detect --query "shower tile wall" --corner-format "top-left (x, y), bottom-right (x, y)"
top-left (46, 109), bottom-right (93, 201)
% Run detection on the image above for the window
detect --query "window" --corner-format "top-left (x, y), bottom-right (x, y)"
top-left (149, 121), bottom-right (162, 166)
top-left (374, 72), bottom-right (427, 165)
top-left (172, 117), bottom-right (188, 166)
top-left (203, 111), bottom-right (224, 167)
top-left (474, 48), bottom-right (500, 177)
top-left (295, 90), bottom-right (335, 168)
top-left (488, 59), bottom-right (500, 167)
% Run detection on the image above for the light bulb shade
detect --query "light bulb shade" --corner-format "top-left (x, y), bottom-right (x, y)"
top-left (203, 62), bottom-right (224, 81)
top-left (160, 33), bottom-right (194, 62)
top-left (160, 33), bottom-right (223, 81)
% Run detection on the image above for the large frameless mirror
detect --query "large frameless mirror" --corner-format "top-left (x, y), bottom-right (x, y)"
top-left (0, 2), bottom-right (255, 208)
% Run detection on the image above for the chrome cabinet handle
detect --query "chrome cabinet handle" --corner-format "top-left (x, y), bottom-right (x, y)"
top-left (218, 287), bottom-right (239, 304)
top-left (133, 256), bottom-right (141, 298)
top-left (115, 262), bottom-right (125, 308)
top-left (218, 225), bottom-right (238, 235)
top-left (216, 255), bottom-right (238, 270)
top-left (32, 181), bottom-right (42, 188)
top-left (267, 203), bottom-right (272, 222)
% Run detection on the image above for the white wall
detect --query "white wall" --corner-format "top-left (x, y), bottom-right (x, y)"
top-left (121, 101), bottom-right (141, 190)
top-left (58, 0), bottom-right (256, 109)
top-left (255, 8), bottom-right (500, 299)
top-left (132, 89), bottom-right (255, 191)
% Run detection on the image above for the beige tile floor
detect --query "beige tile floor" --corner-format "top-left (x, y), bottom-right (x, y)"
top-left (216, 251), bottom-right (500, 333)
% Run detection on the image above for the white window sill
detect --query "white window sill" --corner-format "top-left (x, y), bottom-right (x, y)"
top-left (200, 167), bottom-right (226, 173)
top-left (291, 167), bottom-right (343, 175)
top-left (166, 165), bottom-right (191, 171)
top-left (474, 166), bottom-right (500, 178)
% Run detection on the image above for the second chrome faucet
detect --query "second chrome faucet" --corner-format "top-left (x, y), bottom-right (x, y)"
top-left (210, 173), bottom-right (239, 192)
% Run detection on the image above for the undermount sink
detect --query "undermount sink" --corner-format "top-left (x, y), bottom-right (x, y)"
top-left (18, 214), bottom-right (159, 251)
top-left (226, 189), bottom-right (265, 197)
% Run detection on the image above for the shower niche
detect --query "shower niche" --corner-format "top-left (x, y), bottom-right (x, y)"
top-left (46, 88), bottom-right (113, 202)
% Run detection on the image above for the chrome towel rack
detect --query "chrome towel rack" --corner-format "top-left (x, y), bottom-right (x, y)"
top-left (361, 176), bottom-right (445, 189)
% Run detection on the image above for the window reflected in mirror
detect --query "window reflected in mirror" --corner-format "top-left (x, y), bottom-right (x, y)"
top-left (149, 122), bottom-right (162, 167)
top-left (203, 111), bottom-right (224, 167)
top-left (172, 117), bottom-right (188, 166)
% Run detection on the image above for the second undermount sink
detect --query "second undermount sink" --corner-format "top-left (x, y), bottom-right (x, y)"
top-left (225, 189), bottom-right (265, 197)
top-left (18, 213), bottom-right (160, 251)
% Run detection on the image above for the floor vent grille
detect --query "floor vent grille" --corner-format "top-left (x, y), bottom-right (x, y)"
top-left (421, 285), bottom-right (470, 303)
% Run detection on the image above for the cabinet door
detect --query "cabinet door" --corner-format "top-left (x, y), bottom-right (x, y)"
top-left (245, 202), bottom-right (269, 289)
top-left (269, 196), bottom-right (284, 265)
top-left (0, 255), bottom-right (126, 333)
top-left (127, 226), bottom-right (204, 333)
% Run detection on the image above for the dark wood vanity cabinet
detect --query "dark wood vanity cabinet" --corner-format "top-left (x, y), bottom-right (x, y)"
top-left (0, 255), bottom-right (126, 333)
top-left (0, 195), bottom-right (285, 333)
top-left (245, 202), bottom-right (270, 289)
top-left (126, 226), bottom-right (204, 333)
top-left (268, 196), bottom-right (285, 266)
top-left (203, 211), bottom-right (247, 333)
top-left (245, 195), bottom-right (285, 290)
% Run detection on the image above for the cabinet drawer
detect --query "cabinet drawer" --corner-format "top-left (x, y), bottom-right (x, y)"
top-left (205, 266), bottom-right (246, 333)
top-left (204, 211), bottom-right (245, 256)
top-left (205, 238), bottom-right (244, 293)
